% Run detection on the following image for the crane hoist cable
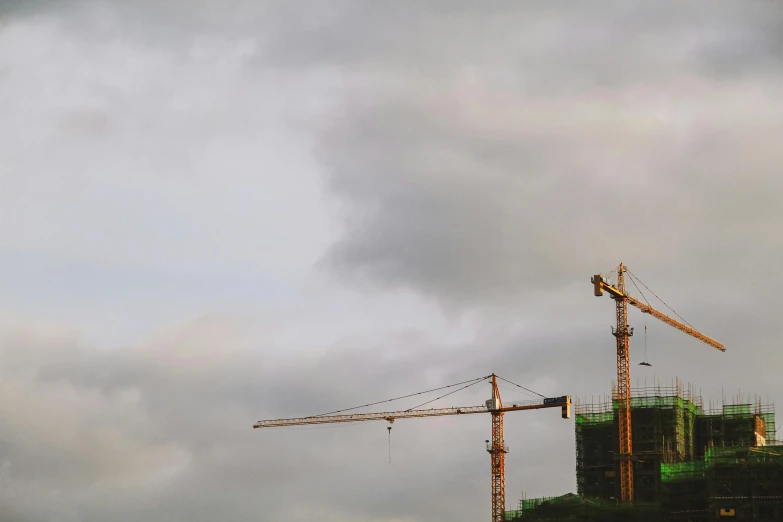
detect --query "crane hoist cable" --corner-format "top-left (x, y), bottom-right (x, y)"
top-left (388, 425), bottom-right (392, 464)
top-left (639, 324), bottom-right (652, 367)
top-left (624, 271), bottom-right (652, 367)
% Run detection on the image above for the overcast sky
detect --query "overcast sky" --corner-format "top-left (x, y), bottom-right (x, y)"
top-left (1, 1), bottom-right (782, 521)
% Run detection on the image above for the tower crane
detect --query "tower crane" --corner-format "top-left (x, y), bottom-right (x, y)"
top-left (591, 263), bottom-right (725, 504)
top-left (254, 374), bottom-right (571, 522)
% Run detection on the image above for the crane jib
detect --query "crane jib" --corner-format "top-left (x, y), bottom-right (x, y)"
top-left (253, 374), bottom-right (570, 522)
top-left (592, 274), bottom-right (726, 352)
top-left (625, 296), bottom-right (726, 352)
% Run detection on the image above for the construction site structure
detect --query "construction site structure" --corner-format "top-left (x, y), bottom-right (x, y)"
top-left (506, 380), bottom-right (781, 522)
top-left (254, 374), bottom-right (571, 522)
top-left (592, 264), bottom-right (725, 503)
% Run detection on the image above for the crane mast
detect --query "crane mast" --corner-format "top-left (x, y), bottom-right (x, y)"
top-left (254, 374), bottom-right (571, 522)
top-left (488, 375), bottom-right (506, 522)
top-left (612, 265), bottom-right (634, 503)
top-left (592, 263), bottom-right (725, 504)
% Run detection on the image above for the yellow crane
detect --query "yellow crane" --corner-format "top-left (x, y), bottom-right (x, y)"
top-left (591, 263), bottom-right (725, 503)
top-left (254, 374), bottom-right (571, 522)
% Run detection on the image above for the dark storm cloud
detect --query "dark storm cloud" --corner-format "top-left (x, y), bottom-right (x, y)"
top-left (249, 1), bottom-right (783, 83)
top-left (319, 0), bottom-right (783, 308)
top-left (0, 0), bottom-right (39, 16)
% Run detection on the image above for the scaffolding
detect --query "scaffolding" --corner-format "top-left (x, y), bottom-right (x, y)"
top-left (506, 493), bottom-right (659, 521)
top-left (558, 380), bottom-right (781, 521)
top-left (707, 445), bottom-right (783, 520)
top-left (696, 400), bottom-right (776, 457)
top-left (660, 459), bottom-right (709, 521)
top-left (575, 395), bottom-right (615, 501)
top-left (575, 380), bottom-right (703, 504)
top-left (658, 445), bottom-right (783, 521)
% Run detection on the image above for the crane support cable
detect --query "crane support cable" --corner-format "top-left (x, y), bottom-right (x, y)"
top-left (625, 269), bottom-right (694, 329)
top-left (495, 376), bottom-right (546, 398)
top-left (626, 271), bottom-right (651, 307)
top-left (405, 377), bottom-right (488, 411)
top-left (313, 375), bottom-right (491, 417)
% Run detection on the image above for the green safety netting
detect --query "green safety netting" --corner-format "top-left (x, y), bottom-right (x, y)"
top-left (507, 494), bottom-right (614, 516)
top-left (575, 411), bottom-right (613, 424)
top-left (506, 495), bottom-right (659, 521)
top-left (575, 396), bottom-right (703, 425)
top-left (660, 445), bottom-right (783, 482)
top-left (660, 460), bottom-right (706, 482)
top-left (721, 404), bottom-right (751, 415)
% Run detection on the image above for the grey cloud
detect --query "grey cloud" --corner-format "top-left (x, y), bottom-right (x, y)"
top-left (318, 1), bottom-right (783, 309)
top-left (0, 316), bottom-right (579, 522)
top-left (250, 1), bottom-right (783, 83)
top-left (14, 1), bottom-right (780, 80)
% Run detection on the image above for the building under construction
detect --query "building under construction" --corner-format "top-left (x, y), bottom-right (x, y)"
top-left (507, 380), bottom-right (782, 522)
